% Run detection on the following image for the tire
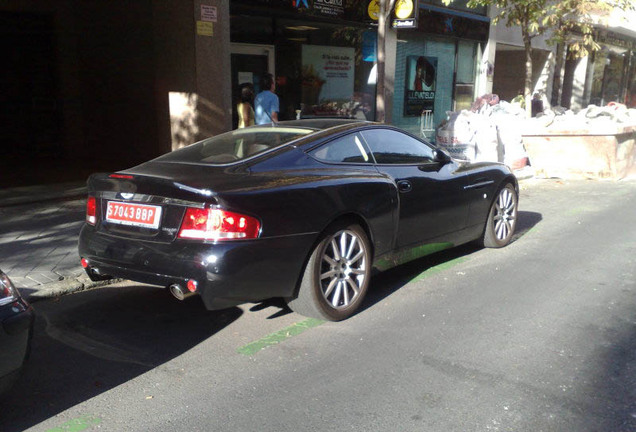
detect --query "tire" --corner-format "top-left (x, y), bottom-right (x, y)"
top-left (482, 183), bottom-right (518, 248)
top-left (286, 224), bottom-right (372, 321)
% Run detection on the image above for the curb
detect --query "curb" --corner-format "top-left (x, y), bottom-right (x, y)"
top-left (25, 275), bottom-right (124, 303)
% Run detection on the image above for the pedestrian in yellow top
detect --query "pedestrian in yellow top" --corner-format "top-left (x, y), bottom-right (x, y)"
top-left (237, 84), bottom-right (255, 128)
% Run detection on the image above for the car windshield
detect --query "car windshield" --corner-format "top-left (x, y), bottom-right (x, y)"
top-left (155, 127), bottom-right (315, 164)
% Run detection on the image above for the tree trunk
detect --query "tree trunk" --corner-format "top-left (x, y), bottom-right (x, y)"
top-left (551, 42), bottom-right (565, 107)
top-left (522, 27), bottom-right (533, 117)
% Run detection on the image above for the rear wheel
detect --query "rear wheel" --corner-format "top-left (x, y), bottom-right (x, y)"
top-left (286, 224), bottom-right (371, 321)
top-left (482, 183), bottom-right (518, 248)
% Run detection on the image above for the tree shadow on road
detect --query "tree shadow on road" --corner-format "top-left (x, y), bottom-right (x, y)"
top-left (0, 285), bottom-right (242, 432)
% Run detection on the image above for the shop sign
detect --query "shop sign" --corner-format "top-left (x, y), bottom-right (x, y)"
top-left (418, 7), bottom-right (490, 41)
top-left (292, 0), bottom-right (345, 19)
top-left (368, 0), bottom-right (380, 21)
top-left (596, 30), bottom-right (635, 51)
top-left (201, 5), bottom-right (217, 22)
top-left (404, 55), bottom-right (437, 116)
top-left (313, 0), bottom-right (345, 17)
top-left (392, 0), bottom-right (418, 29)
top-left (196, 21), bottom-right (214, 37)
top-left (231, 1), bottom-right (366, 22)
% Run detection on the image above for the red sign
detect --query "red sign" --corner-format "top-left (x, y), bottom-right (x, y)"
top-left (106, 201), bottom-right (162, 229)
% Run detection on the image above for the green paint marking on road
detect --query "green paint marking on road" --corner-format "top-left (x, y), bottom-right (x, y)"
top-left (46, 415), bottom-right (101, 432)
top-left (375, 242), bottom-right (454, 271)
top-left (411, 256), bottom-right (468, 282)
top-left (566, 206), bottom-right (586, 216)
top-left (237, 318), bottom-right (325, 356)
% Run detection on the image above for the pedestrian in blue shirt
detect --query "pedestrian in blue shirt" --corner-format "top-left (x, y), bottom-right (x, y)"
top-left (255, 73), bottom-right (279, 124)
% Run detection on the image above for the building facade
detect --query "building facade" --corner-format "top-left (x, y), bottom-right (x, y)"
top-left (3, 0), bottom-right (632, 186)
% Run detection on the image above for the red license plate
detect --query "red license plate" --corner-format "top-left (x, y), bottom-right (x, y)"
top-left (105, 201), bottom-right (162, 229)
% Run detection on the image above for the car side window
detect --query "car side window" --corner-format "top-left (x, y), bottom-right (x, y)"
top-left (310, 133), bottom-right (372, 164)
top-left (360, 129), bottom-right (435, 165)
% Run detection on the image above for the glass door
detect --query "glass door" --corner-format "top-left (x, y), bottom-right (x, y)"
top-left (230, 43), bottom-right (275, 129)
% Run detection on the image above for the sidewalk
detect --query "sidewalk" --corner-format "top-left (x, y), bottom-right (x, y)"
top-left (0, 181), bottom-right (114, 303)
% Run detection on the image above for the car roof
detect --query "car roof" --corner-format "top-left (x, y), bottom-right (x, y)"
top-left (253, 119), bottom-right (376, 132)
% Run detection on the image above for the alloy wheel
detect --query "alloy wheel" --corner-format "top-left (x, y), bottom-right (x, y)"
top-left (319, 229), bottom-right (368, 309)
top-left (493, 187), bottom-right (517, 241)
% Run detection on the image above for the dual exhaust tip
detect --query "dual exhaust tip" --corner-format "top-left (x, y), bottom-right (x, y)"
top-left (80, 258), bottom-right (198, 301)
top-left (169, 282), bottom-right (197, 301)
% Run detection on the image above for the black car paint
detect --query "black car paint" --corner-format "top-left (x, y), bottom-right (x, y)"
top-left (78, 121), bottom-right (517, 310)
top-left (0, 273), bottom-right (34, 395)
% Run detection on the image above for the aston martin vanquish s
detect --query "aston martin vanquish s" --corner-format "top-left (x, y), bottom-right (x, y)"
top-left (79, 120), bottom-right (518, 321)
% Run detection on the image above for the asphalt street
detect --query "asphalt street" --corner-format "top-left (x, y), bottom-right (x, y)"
top-left (0, 178), bottom-right (635, 432)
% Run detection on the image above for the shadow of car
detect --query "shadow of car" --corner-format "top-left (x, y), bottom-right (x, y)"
top-left (0, 269), bottom-right (34, 396)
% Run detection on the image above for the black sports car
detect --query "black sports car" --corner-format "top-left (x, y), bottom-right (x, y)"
top-left (0, 270), bottom-right (34, 395)
top-left (78, 120), bottom-right (518, 321)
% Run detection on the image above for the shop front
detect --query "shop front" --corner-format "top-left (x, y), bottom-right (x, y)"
top-left (391, 1), bottom-right (489, 139)
top-left (587, 31), bottom-right (635, 107)
top-left (229, 1), bottom-right (378, 127)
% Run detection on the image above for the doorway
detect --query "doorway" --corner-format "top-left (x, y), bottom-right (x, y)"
top-left (230, 43), bottom-right (275, 129)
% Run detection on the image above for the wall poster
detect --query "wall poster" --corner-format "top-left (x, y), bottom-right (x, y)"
top-left (301, 45), bottom-right (355, 108)
top-left (404, 55), bottom-right (437, 116)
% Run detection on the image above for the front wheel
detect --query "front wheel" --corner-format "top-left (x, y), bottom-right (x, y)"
top-left (286, 224), bottom-right (372, 321)
top-left (482, 183), bottom-right (518, 248)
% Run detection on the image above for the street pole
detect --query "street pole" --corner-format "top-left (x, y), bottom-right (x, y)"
top-left (376, 0), bottom-right (395, 124)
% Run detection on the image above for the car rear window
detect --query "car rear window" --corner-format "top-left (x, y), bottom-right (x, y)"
top-left (155, 127), bottom-right (314, 164)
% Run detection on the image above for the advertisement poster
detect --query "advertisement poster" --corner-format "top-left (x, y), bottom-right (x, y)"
top-left (404, 55), bottom-right (437, 116)
top-left (301, 45), bottom-right (355, 106)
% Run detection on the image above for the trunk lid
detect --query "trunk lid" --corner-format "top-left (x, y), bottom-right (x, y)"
top-left (88, 162), bottom-right (249, 242)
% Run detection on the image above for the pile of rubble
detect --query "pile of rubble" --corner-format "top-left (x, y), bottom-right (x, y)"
top-left (435, 94), bottom-right (636, 173)
top-left (530, 103), bottom-right (636, 132)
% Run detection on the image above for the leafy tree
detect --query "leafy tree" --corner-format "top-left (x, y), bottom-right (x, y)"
top-left (443, 0), bottom-right (634, 110)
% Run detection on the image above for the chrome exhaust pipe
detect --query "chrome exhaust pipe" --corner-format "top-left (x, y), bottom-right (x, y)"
top-left (169, 284), bottom-right (195, 301)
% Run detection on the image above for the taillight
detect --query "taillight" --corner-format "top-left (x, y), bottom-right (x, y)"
top-left (178, 208), bottom-right (260, 240)
top-left (0, 271), bottom-right (18, 306)
top-left (86, 197), bottom-right (97, 225)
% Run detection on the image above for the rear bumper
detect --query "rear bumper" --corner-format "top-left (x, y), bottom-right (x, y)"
top-left (78, 226), bottom-right (316, 310)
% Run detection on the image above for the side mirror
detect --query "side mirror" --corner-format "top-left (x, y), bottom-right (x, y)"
top-left (433, 148), bottom-right (451, 164)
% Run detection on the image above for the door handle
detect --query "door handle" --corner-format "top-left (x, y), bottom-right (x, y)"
top-left (397, 180), bottom-right (412, 193)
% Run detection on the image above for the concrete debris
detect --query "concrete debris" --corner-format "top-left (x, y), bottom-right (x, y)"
top-left (435, 95), bottom-right (636, 172)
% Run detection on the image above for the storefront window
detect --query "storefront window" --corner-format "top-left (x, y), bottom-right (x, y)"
top-left (628, 54), bottom-right (636, 108)
top-left (591, 51), bottom-right (626, 106)
top-left (394, 34), bottom-right (482, 139)
top-left (230, 12), bottom-right (377, 123)
top-left (455, 41), bottom-right (477, 111)
top-left (275, 20), bottom-right (376, 120)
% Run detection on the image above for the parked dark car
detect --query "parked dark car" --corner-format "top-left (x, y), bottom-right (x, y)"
top-left (78, 120), bottom-right (518, 321)
top-left (0, 270), bottom-right (34, 395)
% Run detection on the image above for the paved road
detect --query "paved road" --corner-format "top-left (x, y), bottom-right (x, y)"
top-left (1, 179), bottom-right (635, 432)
